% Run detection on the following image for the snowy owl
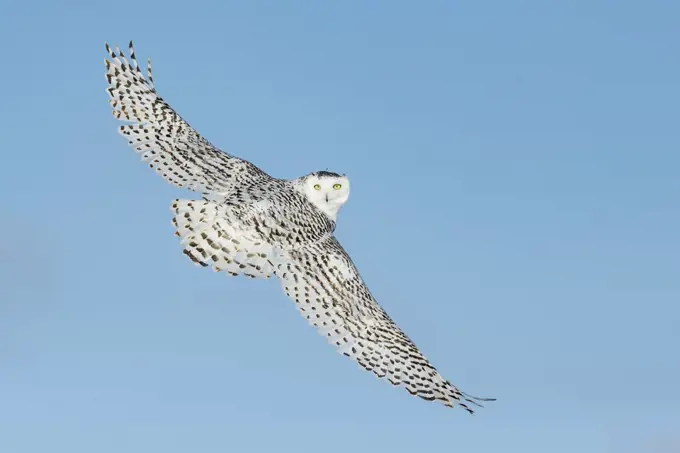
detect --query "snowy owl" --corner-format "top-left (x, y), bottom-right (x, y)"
top-left (104, 41), bottom-right (494, 414)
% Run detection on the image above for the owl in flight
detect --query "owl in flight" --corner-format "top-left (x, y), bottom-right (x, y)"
top-left (104, 41), bottom-right (494, 414)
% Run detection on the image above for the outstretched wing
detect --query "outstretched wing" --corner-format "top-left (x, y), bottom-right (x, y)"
top-left (104, 41), bottom-right (272, 194)
top-left (273, 236), bottom-right (494, 413)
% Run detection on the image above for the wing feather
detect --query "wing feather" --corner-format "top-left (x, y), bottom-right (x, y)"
top-left (274, 236), bottom-right (494, 413)
top-left (104, 41), bottom-right (272, 194)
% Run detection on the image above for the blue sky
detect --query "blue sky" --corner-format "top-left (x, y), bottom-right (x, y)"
top-left (1, 1), bottom-right (678, 452)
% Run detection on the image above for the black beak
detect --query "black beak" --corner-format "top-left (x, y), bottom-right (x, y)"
top-left (325, 194), bottom-right (329, 203)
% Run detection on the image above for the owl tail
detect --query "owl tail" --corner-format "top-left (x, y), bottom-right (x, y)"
top-left (170, 199), bottom-right (276, 279)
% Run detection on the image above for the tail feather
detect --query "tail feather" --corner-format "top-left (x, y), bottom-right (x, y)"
top-left (171, 199), bottom-right (276, 278)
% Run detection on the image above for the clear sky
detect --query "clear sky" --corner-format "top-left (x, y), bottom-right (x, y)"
top-left (1, 1), bottom-right (678, 452)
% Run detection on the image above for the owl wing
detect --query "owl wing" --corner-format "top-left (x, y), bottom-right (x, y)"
top-left (105, 41), bottom-right (272, 194)
top-left (274, 235), bottom-right (494, 413)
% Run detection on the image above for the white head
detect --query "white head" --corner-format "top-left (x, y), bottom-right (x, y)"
top-left (297, 171), bottom-right (350, 221)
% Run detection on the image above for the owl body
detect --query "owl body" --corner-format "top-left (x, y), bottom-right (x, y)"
top-left (105, 41), bottom-right (494, 414)
top-left (208, 176), bottom-right (338, 245)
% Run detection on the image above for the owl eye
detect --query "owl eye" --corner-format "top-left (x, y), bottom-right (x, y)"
top-left (333, 184), bottom-right (342, 190)
top-left (313, 184), bottom-right (321, 190)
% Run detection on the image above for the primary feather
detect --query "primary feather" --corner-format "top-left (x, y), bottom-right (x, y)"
top-left (105, 41), bottom-right (494, 413)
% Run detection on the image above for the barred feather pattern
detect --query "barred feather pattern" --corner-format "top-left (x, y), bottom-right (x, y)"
top-left (275, 236), bottom-right (494, 413)
top-left (171, 199), bottom-right (278, 278)
top-left (105, 41), bottom-right (272, 194)
top-left (105, 42), bottom-right (494, 414)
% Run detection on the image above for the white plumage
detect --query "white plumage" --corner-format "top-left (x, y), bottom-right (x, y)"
top-left (104, 41), bottom-right (494, 414)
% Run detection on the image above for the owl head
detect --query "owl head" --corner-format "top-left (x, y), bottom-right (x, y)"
top-left (298, 170), bottom-right (350, 221)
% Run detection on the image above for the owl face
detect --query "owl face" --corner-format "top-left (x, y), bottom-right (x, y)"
top-left (299, 171), bottom-right (350, 220)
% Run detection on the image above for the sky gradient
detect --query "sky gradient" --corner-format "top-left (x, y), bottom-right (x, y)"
top-left (1, 1), bottom-right (679, 452)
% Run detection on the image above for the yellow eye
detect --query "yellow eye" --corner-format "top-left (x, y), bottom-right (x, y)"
top-left (333, 184), bottom-right (342, 190)
top-left (313, 184), bottom-right (321, 190)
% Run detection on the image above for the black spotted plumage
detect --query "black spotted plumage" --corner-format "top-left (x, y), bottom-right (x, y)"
top-left (105, 41), bottom-right (494, 414)
top-left (313, 170), bottom-right (344, 178)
